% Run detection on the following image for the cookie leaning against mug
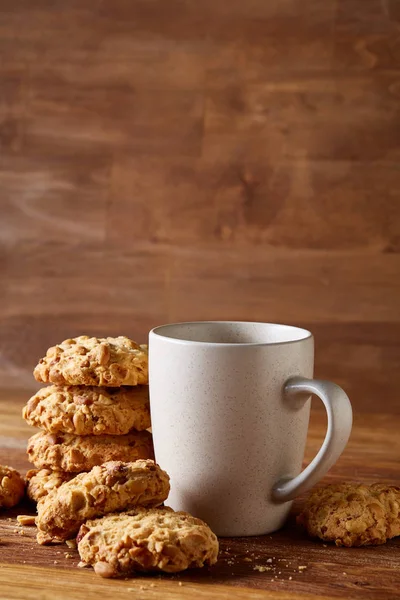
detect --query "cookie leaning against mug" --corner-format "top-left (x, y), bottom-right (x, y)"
top-left (33, 336), bottom-right (148, 387)
top-left (36, 460), bottom-right (170, 544)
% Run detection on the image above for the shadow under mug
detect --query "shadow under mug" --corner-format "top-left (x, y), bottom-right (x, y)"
top-left (149, 321), bottom-right (352, 537)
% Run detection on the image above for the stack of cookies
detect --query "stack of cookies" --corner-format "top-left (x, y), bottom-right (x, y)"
top-left (23, 336), bottom-right (154, 502)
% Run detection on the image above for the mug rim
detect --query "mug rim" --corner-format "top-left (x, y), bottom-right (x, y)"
top-left (150, 321), bottom-right (313, 347)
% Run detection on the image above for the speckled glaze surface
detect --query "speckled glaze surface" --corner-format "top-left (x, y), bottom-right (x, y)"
top-left (149, 322), bottom-right (352, 536)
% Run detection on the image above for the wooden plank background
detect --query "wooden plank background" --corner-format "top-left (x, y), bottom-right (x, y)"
top-left (0, 0), bottom-right (399, 412)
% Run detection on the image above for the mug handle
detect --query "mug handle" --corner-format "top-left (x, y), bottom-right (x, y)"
top-left (272, 376), bottom-right (353, 502)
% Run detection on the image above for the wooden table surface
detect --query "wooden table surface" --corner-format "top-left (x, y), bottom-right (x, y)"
top-left (1, 390), bottom-right (399, 600)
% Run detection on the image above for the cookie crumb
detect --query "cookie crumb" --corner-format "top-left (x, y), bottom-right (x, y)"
top-left (266, 558), bottom-right (273, 563)
top-left (298, 565), bottom-right (307, 570)
top-left (178, 582), bottom-right (183, 587)
top-left (343, 572), bottom-right (347, 576)
top-left (243, 557), bottom-right (252, 562)
top-left (254, 565), bottom-right (271, 572)
top-left (17, 515), bottom-right (36, 526)
top-left (54, 560), bottom-right (58, 564)
top-left (66, 539), bottom-right (77, 549)
top-left (78, 561), bottom-right (89, 568)
top-left (65, 553), bottom-right (73, 559)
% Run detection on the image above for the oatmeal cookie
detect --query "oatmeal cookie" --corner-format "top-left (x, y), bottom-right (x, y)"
top-left (27, 430), bottom-right (154, 473)
top-left (26, 468), bottom-right (76, 503)
top-left (77, 506), bottom-right (219, 577)
top-left (23, 385), bottom-right (150, 435)
top-left (0, 465), bottom-right (25, 508)
top-left (36, 460), bottom-right (169, 544)
top-left (297, 482), bottom-right (400, 547)
top-left (33, 336), bottom-right (148, 387)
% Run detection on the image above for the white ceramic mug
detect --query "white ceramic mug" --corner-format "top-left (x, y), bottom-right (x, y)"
top-left (149, 321), bottom-right (352, 536)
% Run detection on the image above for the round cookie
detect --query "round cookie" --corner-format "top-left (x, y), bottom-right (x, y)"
top-left (26, 468), bottom-right (76, 503)
top-left (77, 506), bottom-right (219, 578)
top-left (297, 482), bottom-right (400, 547)
top-left (0, 465), bottom-right (25, 509)
top-left (23, 385), bottom-right (150, 435)
top-left (27, 430), bottom-right (154, 473)
top-left (36, 460), bottom-right (170, 544)
top-left (33, 336), bottom-right (148, 387)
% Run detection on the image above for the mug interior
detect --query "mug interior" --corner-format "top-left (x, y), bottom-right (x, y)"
top-left (151, 321), bottom-right (312, 345)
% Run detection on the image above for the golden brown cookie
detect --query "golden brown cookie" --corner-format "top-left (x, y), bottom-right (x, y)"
top-left (27, 430), bottom-right (154, 473)
top-left (33, 336), bottom-right (148, 387)
top-left (0, 465), bottom-right (25, 509)
top-left (297, 482), bottom-right (400, 547)
top-left (23, 385), bottom-right (150, 435)
top-left (36, 460), bottom-right (170, 544)
top-left (26, 468), bottom-right (76, 503)
top-left (77, 506), bottom-right (219, 578)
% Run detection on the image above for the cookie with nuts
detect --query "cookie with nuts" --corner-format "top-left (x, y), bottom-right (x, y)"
top-left (27, 430), bottom-right (154, 473)
top-left (23, 385), bottom-right (150, 435)
top-left (0, 465), bottom-right (25, 508)
top-left (26, 468), bottom-right (76, 503)
top-left (297, 482), bottom-right (400, 547)
top-left (77, 506), bottom-right (219, 577)
top-left (33, 336), bottom-right (148, 387)
top-left (36, 460), bottom-right (170, 544)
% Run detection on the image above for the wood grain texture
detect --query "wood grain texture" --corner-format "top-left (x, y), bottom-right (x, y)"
top-left (0, 0), bottom-right (400, 418)
top-left (334, 0), bottom-right (400, 70)
top-left (24, 74), bottom-right (203, 157)
top-left (1, 392), bottom-right (400, 599)
top-left (0, 565), bottom-right (340, 600)
top-left (1, 243), bottom-right (400, 410)
top-left (106, 157), bottom-right (400, 248)
top-left (205, 73), bottom-right (400, 161)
